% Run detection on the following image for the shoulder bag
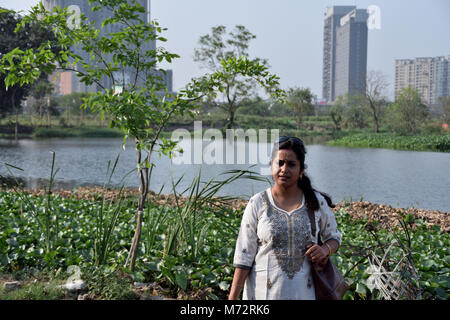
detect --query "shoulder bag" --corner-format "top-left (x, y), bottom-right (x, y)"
top-left (307, 206), bottom-right (349, 300)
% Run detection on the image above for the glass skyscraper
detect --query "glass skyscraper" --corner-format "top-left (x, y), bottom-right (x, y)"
top-left (322, 6), bottom-right (368, 103)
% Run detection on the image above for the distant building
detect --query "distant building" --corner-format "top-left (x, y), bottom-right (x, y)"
top-left (322, 6), bottom-right (368, 103)
top-left (42, 0), bottom-right (172, 95)
top-left (395, 55), bottom-right (450, 105)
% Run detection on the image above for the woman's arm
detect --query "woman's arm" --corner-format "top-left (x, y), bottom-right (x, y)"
top-left (322, 239), bottom-right (339, 256)
top-left (228, 267), bottom-right (251, 300)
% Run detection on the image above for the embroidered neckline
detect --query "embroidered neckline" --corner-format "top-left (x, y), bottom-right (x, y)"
top-left (267, 189), bottom-right (305, 215)
top-left (261, 191), bottom-right (312, 279)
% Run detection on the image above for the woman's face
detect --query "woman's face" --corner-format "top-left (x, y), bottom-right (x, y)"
top-left (271, 148), bottom-right (303, 189)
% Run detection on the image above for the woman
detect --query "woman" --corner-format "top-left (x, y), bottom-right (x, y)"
top-left (228, 136), bottom-right (342, 300)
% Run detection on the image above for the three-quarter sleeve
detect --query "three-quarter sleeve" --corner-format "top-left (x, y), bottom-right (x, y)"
top-left (317, 193), bottom-right (342, 246)
top-left (233, 197), bottom-right (259, 269)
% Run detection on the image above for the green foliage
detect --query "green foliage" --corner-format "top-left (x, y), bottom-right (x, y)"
top-left (336, 210), bottom-right (449, 300)
top-left (388, 87), bottom-right (429, 134)
top-left (0, 280), bottom-right (65, 300)
top-left (32, 126), bottom-right (122, 138)
top-left (193, 25), bottom-right (286, 129)
top-left (80, 265), bottom-right (137, 300)
top-left (343, 93), bottom-right (371, 129)
top-left (285, 87), bottom-right (315, 128)
top-left (0, 8), bottom-right (59, 117)
top-left (439, 95), bottom-right (450, 124)
top-left (330, 96), bottom-right (345, 131)
top-left (327, 132), bottom-right (450, 152)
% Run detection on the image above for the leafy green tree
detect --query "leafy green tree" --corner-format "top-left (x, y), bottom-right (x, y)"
top-left (56, 92), bottom-right (91, 126)
top-left (285, 87), bottom-right (315, 129)
top-left (343, 93), bottom-right (370, 129)
top-left (439, 95), bottom-right (450, 125)
top-left (389, 87), bottom-right (429, 134)
top-left (193, 25), bottom-right (283, 129)
top-left (330, 95), bottom-right (345, 131)
top-left (29, 79), bottom-right (54, 126)
top-left (0, 1), bottom-right (285, 271)
top-left (236, 97), bottom-right (268, 117)
top-left (0, 8), bottom-right (59, 140)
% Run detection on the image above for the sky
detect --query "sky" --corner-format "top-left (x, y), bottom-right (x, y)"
top-left (2, 0), bottom-right (450, 100)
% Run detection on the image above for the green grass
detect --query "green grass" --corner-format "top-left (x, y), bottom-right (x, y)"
top-left (32, 126), bottom-right (123, 138)
top-left (0, 281), bottom-right (66, 300)
top-left (327, 132), bottom-right (450, 152)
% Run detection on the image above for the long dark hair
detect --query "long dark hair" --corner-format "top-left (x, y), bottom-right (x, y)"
top-left (271, 137), bottom-right (334, 211)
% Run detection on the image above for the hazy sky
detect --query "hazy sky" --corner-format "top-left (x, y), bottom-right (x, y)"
top-left (2, 0), bottom-right (450, 100)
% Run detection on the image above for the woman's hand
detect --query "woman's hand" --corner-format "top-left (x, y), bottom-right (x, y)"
top-left (304, 243), bottom-right (328, 265)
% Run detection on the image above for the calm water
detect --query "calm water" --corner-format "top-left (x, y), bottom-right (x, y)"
top-left (0, 138), bottom-right (449, 212)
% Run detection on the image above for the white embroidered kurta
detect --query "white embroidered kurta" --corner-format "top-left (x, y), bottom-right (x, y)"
top-left (233, 188), bottom-right (342, 300)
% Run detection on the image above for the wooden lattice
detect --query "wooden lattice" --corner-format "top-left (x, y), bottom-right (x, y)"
top-left (367, 242), bottom-right (422, 300)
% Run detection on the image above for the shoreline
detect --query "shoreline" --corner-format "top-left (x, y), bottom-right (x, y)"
top-left (1, 128), bottom-right (449, 154)
top-left (1, 186), bottom-right (448, 232)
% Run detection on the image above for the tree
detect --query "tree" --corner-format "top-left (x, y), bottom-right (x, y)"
top-left (343, 93), bottom-right (370, 129)
top-left (439, 95), bottom-right (450, 125)
top-left (193, 25), bottom-right (280, 129)
top-left (330, 95), bottom-right (345, 131)
top-left (236, 96), bottom-right (268, 117)
top-left (29, 78), bottom-right (54, 126)
top-left (365, 70), bottom-right (389, 133)
top-left (285, 87), bottom-right (314, 129)
top-left (56, 92), bottom-right (90, 126)
top-left (389, 87), bottom-right (429, 134)
top-left (0, 1), bottom-right (285, 271)
top-left (0, 8), bottom-right (60, 138)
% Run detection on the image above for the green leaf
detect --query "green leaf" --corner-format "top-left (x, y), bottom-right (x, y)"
top-left (355, 283), bottom-right (367, 296)
top-left (218, 281), bottom-right (230, 291)
top-left (0, 254), bottom-right (10, 266)
top-left (175, 270), bottom-right (187, 291)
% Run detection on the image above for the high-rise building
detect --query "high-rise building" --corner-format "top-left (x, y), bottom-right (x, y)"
top-left (322, 6), bottom-right (368, 103)
top-left (43, 0), bottom-right (172, 94)
top-left (394, 56), bottom-right (450, 105)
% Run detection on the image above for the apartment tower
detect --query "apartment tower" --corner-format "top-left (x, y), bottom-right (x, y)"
top-left (395, 56), bottom-right (450, 105)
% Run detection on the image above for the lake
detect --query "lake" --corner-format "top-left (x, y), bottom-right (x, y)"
top-left (0, 137), bottom-right (449, 212)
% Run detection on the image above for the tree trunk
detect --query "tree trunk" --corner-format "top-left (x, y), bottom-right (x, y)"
top-left (127, 208), bottom-right (143, 271)
top-left (47, 97), bottom-right (51, 127)
top-left (331, 113), bottom-right (341, 131)
top-left (227, 109), bottom-right (235, 129)
top-left (12, 88), bottom-right (18, 143)
top-left (79, 108), bottom-right (83, 126)
top-left (67, 104), bottom-right (70, 125)
top-left (39, 98), bottom-right (43, 126)
top-left (369, 100), bottom-right (380, 133)
top-left (126, 139), bottom-right (150, 271)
